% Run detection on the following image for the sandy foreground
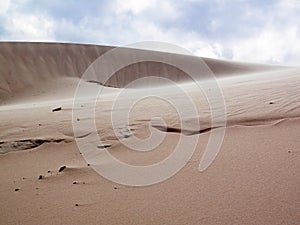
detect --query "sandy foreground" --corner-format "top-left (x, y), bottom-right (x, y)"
top-left (0, 42), bottom-right (299, 225)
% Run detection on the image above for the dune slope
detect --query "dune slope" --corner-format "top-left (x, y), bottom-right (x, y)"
top-left (0, 42), bottom-right (299, 225)
top-left (0, 42), bottom-right (283, 103)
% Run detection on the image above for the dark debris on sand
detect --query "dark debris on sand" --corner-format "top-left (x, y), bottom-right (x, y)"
top-left (58, 165), bottom-right (66, 172)
top-left (52, 107), bottom-right (62, 112)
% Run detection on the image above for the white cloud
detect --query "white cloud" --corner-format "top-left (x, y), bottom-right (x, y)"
top-left (0, 0), bottom-right (10, 15)
top-left (115, 0), bottom-right (153, 14)
top-left (113, 0), bottom-right (180, 22)
top-left (0, 0), bottom-right (55, 41)
top-left (193, 42), bottom-right (223, 59)
top-left (3, 12), bottom-right (55, 41)
top-left (228, 0), bottom-right (300, 64)
top-left (231, 25), bottom-right (300, 64)
top-left (0, 0), bottom-right (299, 65)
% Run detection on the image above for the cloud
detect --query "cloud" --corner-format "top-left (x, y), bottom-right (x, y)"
top-left (228, 0), bottom-right (300, 64)
top-left (0, 0), bottom-right (299, 65)
top-left (0, 0), bottom-right (10, 15)
top-left (115, 0), bottom-right (154, 14)
top-left (0, 0), bottom-right (55, 41)
top-left (3, 13), bottom-right (55, 41)
top-left (114, 0), bottom-right (180, 22)
top-left (231, 25), bottom-right (300, 64)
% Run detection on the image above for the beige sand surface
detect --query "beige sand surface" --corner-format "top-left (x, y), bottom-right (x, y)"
top-left (0, 42), bottom-right (299, 224)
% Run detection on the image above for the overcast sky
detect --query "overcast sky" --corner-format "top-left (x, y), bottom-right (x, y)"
top-left (0, 0), bottom-right (299, 65)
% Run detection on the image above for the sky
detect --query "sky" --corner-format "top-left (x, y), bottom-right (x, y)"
top-left (0, 0), bottom-right (300, 65)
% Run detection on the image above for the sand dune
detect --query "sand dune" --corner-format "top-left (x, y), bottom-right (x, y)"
top-left (0, 42), bottom-right (283, 104)
top-left (0, 42), bottom-right (299, 224)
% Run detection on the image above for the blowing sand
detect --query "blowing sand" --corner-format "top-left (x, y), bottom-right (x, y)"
top-left (0, 42), bottom-right (299, 224)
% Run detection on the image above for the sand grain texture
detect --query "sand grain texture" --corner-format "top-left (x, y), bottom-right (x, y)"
top-left (0, 42), bottom-right (299, 225)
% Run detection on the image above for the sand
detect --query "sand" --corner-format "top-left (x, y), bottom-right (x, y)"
top-left (0, 42), bottom-right (299, 224)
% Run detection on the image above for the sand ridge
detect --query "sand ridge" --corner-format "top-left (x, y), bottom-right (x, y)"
top-left (0, 42), bottom-right (299, 224)
top-left (0, 42), bottom-right (284, 103)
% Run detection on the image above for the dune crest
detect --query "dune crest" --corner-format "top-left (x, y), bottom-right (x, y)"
top-left (0, 42), bottom-right (299, 224)
top-left (0, 42), bottom-right (284, 104)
